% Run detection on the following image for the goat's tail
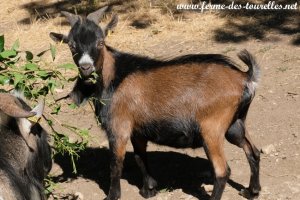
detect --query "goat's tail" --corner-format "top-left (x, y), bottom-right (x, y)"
top-left (238, 49), bottom-right (260, 85)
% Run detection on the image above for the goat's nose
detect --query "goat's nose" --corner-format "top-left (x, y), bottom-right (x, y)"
top-left (80, 63), bottom-right (92, 71)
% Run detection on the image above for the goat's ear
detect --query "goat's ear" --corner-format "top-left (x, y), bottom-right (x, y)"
top-left (50, 32), bottom-right (69, 43)
top-left (87, 6), bottom-right (109, 25)
top-left (17, 118), bottom-right (37, 151)
top-left (103, 15), bottom-right (118, 37)
top-left (16, 101), bottom-right (44, 151)
top-left (30, 100), bottom-right (44, 120)
top-left (61, 11), bottom-right (80, 27)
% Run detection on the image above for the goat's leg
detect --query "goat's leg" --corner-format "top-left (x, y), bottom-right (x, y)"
top-left (106, 139), bottom-right (127, 200)
top-left (131, 136), bottom-right (157, 198)
top-left (202, 126), bottom-right (229, 200)
top-left (106, 121), bottom-right (132, 200)
top-left (226, 119), bottom-right (261, 198)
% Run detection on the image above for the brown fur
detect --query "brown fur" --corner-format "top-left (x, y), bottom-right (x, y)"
top-left (108, 63), bottom-right (245, 133)
top-left (101, 58), bottom-right (250, 200)
top-left (95, 46), bottom-right (115, 88)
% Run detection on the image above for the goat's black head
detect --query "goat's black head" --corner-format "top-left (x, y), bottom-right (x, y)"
top-left (50, 6), bottom-right (118, 78)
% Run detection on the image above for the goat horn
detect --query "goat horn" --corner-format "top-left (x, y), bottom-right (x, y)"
top-left (87, 6), bottom-right (109, 24)
top-left (0, 93), bottom-right (35, 118)
top-left (61, 11), bottom-right (80, 27)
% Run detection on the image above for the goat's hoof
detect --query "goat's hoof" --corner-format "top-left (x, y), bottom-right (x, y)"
top-left (249, 184), bottom-right (261, 195)
top-left (104, 197), bottom-right (120, 200)
top-left (104, 193), bottom-right (120, 200)
top-left (139, 187), bottom-right (157, 198)
top-left (239, 188), bottom-right (259, 199)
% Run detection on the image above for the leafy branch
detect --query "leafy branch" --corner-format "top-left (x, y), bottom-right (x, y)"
top-left (0, 35), bottom-right (89, 175)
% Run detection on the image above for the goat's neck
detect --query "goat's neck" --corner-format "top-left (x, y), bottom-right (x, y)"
top-left (100, 46), bottom-right (116, 89)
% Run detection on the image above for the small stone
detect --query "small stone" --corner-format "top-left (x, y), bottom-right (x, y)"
top-left (292, 133), bottom-right (297, 138)
top-left (261, 144), bottom-right (276, 154)
top-left (100, 140), bottom-right (109, 147)
top-left (54, 88), bottom-right (64, 93)
top-left (74, 192), bottom-right (83, 200)
top-left (201, 184), bottom-right (214, 192)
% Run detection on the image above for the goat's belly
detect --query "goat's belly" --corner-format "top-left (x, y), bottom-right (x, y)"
top-left (137, 119), bottom-right (203, 148)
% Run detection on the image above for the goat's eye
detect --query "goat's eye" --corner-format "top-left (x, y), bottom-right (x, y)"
top-left (97, 40), bottom-right (104, 49)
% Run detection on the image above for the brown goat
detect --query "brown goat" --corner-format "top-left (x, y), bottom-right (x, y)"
top-left (50, 8), bottom-right (261, 200)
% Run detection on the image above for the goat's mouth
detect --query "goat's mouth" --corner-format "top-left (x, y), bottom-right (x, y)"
top-left (78, 67), bottom-right (98, 85)
top-left (79, 65), bottom-right (95, 78)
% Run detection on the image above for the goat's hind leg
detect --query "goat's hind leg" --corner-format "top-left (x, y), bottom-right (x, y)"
top-left (201, 125), bottom-right (230, 200)
top-left (131, 135), bottom-right (157, 198)
top-left (226, 119), bottom-right (261, 198)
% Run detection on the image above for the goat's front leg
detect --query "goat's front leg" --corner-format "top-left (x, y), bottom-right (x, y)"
top-left (106, 120), bottom-right (132, 200)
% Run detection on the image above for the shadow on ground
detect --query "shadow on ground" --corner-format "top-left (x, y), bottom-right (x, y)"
top-left (209, 0), bottom-right (300, 45)
top-left (18, 0), bottom-right (138, 25)
top-left (53, 147), bottom-right (246, 199)
top-left (18, 0), bottom-right (299, 45)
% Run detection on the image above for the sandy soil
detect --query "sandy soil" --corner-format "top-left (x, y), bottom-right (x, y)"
top-left (0, 0), bottom-right (299, 200)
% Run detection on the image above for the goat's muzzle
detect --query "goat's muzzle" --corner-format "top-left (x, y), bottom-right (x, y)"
top-left (79, 63), bottom-right (94, 77)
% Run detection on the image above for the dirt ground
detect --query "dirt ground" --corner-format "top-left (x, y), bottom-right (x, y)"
top-left (0, 0), bottom-right (299, 200)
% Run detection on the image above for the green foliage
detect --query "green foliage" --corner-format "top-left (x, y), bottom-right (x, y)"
top-left (44, 176), bottom-right (57, 196)
top-left (53, 130), bottom-right (88, 174)
top-left (0, 35), bottom-right (4, 52)
top-left (50, 43), bottom-right (56, 61)
top-left (0, 35), bottom-right (89, 178)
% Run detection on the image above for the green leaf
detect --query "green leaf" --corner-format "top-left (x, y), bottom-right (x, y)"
top-left (36, 49), bottom-right (48, 57)
top-left (0, 75), bottom-right (10, 85)
top-left (25, 51), bottom-right (34, 61)
top-left (68, 76), bottom-right (77, 82)
top-left (25, 63), bottom-right (39, 71)
top-left (47, 120), bottom-right (53, 126)
top-left (37, 86), bottom-right (49, 96)
top-left (47, 80), bottom-right (57, 93)
top-left (0, 35), bottom-right (4, 52)
top-left (79, 129), bottom-right (89, 138)
top-left (0, 50), bottom-right (17, 58)
top-left (11, 39), bottom-right (19, 51)
top-left (51, 104), bottom-right (61, 115)
top-left (50, 44), bottom-right (56, 61)
top-left (58, 63), bottom-right (77, 70)
top-left (68, 103), bottom-right (78, 109)
top-left (13, 73), bottom-right (24, 86)
top-left (36, 70), bottom-right (49, 78)
top-left (91, 72), bottom-right (99, 78)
